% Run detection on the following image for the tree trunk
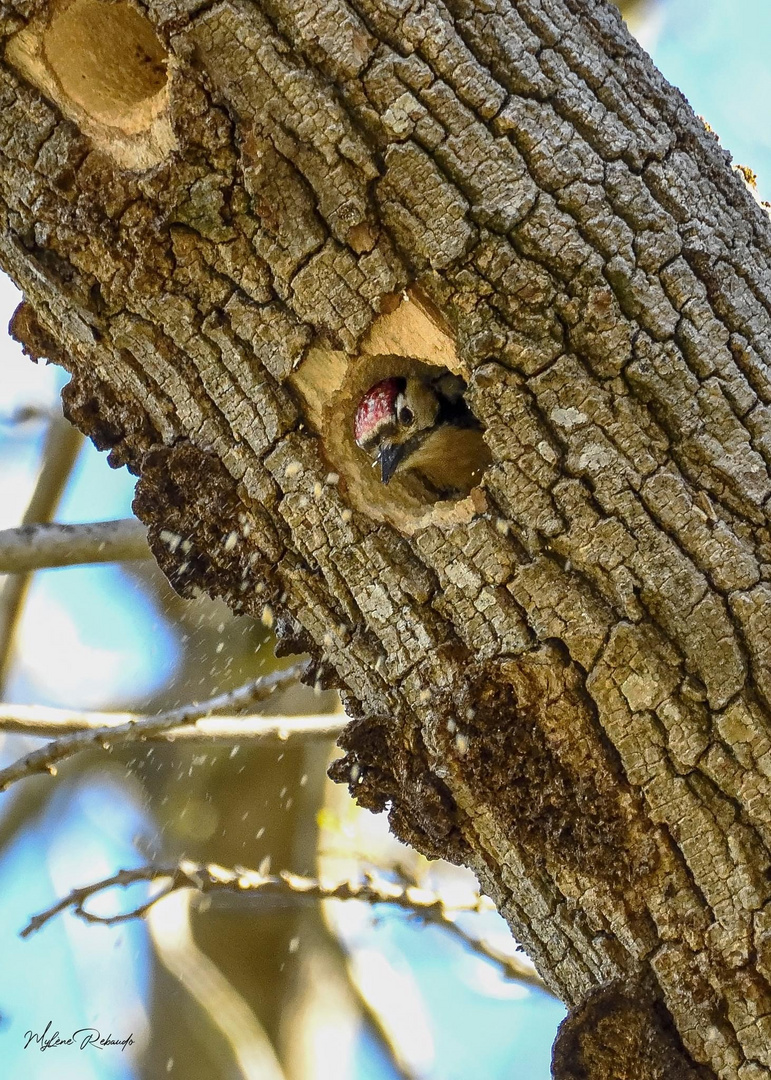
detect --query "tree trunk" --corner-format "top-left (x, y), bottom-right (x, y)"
top-left (1, 0), bottom-right (770, 1075)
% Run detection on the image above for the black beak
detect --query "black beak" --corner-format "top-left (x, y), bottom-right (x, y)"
top-left (378, 441), bottom-right (407, 484)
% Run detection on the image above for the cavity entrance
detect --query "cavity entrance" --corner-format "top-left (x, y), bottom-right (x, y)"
top-left (291, 292), bottom-right (492, 534)
top-left (6, 0), bottom-right (176, 170)
top-left (43, 0), bottom-right (169, 128)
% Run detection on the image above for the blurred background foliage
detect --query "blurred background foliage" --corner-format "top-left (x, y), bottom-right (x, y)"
top-left (0, 1), bottom-right (769, 1077)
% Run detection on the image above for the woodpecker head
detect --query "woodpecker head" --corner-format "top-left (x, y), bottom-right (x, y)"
top-left (354, 373), bottom-right (488, 493)
top-left (353, 375), bottom-right (443, 484)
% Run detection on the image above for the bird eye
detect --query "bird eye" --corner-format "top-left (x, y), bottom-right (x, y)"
top-left (399, 406), bottom-right (414, 426)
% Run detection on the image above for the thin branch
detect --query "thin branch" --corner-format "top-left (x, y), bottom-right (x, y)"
top-left (0, 662), bottom-right (309, 792)
top-left (0, 518), bottom-right (150, 573)
top-left (320, 920), bottom-right (426, 1080)
top-left (0, 705), bottom-right (344, 742)
top-left (20, 860), bottom-right (555, 997)
top-left (10, 419), bottom-right (83, 528)
top-left (0, 404), bottom-right (60, 425)
top-left (343, 955), bottom-right (425, 1080)
top-left (428, 915), bottom-right (547, 993)
top-left (0, 416), bottom-right (83, 690)
top-left (380, 863), bottom-right (550, 995)
top-left (148, 889), bottom-right (287, 1080)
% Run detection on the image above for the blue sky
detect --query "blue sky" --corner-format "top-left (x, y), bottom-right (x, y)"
top-left (646, 0), bottom-right (771, 199)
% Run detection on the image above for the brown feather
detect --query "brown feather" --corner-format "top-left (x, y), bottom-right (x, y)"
top-left (400, 425), bottom-right (491, 493)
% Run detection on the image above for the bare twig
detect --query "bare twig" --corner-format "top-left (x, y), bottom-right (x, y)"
top-left (21, 860), bottom-right (555, 997)
top-left (0, 518), bottom-right (150, 573)
top-left (427, 914), bottom-right (546, 992)
top-left (376, 863), bottom-right (550, 995)
top-left (0, 416), bottom-right (83, 690)
top-left (24, 862), bottom-right (471, 935)
top-left (0, 662), bottom-right (309, 792)
top-left (0, 705), bottom-right (344, 742)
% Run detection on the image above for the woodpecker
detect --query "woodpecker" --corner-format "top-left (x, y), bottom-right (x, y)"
top-left (354, 372), bottom-right (491, 495)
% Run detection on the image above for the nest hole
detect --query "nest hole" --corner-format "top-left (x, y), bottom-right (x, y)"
top-left (321, 352), bottom-right (491, 533)
top-left (6, 0), bottom-right (176, 169)
top-left (290, 291), bottom-right (493, 533)
top-left (43, 0), bottom-right (168, 127)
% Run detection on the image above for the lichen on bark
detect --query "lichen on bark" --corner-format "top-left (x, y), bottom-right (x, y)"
top-left (2, 0), bottom-right (771, 1075)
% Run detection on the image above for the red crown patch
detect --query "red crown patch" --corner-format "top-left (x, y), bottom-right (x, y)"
top-left (354, 378), bottom-right (401, 446)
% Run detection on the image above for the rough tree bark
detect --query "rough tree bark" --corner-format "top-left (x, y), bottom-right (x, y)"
top-left (0, 0), bottom-right (770, 1075)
